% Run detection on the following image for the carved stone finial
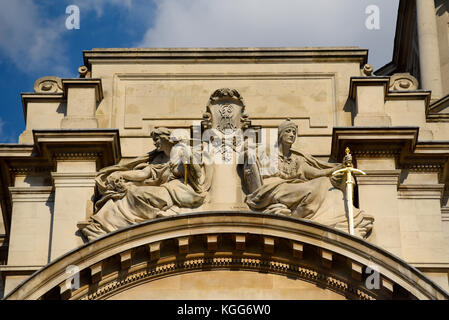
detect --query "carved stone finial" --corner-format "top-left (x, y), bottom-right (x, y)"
top-left (33, 76), bottom-right (63, 93)
top-left (361, 64), bottom-right (373, 76)
top-left (389, 73), bottom-right (418, 91)
top-left (78, 65), bottom-right (91, 78)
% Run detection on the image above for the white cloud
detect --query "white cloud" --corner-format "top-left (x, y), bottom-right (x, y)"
top-left (0, 0), bottom-right (134, 76)
top-left (139, 0), bottom-right (399, 69)
top-left (0, 0), bottom-right (399, 77)
top-left (0, 0), bottom-right (70, 75)
top-left (72, 0), bottom-right (133, 17)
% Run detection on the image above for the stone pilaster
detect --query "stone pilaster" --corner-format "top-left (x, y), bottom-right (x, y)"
top-left (356, 167), bottom-right (402, 256)
top-left (7, 186), bottom-right (54, 265)
top-left (3, 186), bottom-right (53, 296)
top-left (31, 129), bottom-right (121, 261)
top-left (397, 169), bottom-right (448, 264)
top-left (331, 127), bottom-right (419, 257)
top-left (416, 0), bottom-right (443, 101)
top-left (61, 79), bottom-right (103, 129)
top-left (50, 158), bottom-right (97, 261)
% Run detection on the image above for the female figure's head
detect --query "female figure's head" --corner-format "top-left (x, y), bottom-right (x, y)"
top-left (278, 119), bottom-right (298, 148)
top-left (151, 127), bottom-right (174, 156)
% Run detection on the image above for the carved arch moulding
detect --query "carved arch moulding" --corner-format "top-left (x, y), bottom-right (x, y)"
top-left (5, 212), bottom-right (448, 300)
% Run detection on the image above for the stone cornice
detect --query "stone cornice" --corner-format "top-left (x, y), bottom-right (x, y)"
top-left (348, 77), bottom-right (431, 101)
top-left (331, 127), bottom-right (419, 162)
top-left (0, 265), bottom-right (45, 278)
top-left (33, 129), bottom-right (121, 169)
top-left (20, 93), bottom-right (65, 124)
top-left (8, 187), bottom-right (54, 202)
top-left (426, 94), bottom-right (449, 122)
top-left (61, 78), bottom-right (103, 102)
top-left (0, 145), bottom-right (34, 158)
top-left (429, 93), bottom-right (449, 113)
top-left (83, 47), bottom-right (368, 67)
top-left (387, 90), bottom-right (431, 102)
top-left (51, 173), bottom-right (96, 188)
top-left (442, 207), bottom-right (449, 221)
top-left (331, 128), bottom-right (449, 184)
top-left (412, 263), bottom-right (449, 272)
top-left (414, 141), bottom-right (449, 154)
top-left (356, 170), bottom-right (401, 186)
top-left (403, 142), bottom-right (449, 189)
top-left (397, 184), bottom-right (445, 199)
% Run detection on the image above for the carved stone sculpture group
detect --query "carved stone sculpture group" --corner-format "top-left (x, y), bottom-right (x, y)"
top-left (79, 88), bottom-right (374, 241)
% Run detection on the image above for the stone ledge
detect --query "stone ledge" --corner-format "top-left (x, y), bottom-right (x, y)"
top-left (397, 184), bottom-right (445, 199)
top-left (20, 93), bottom-right (64, 124)
top-left (356, 170), bottom-right (401, 186)
top-left (83, 47), bottom-right (368, 67)
top-left (51, 173), bottom-right (96, 188)
top-left (0, 265), bottom-right (44, 278)
top-left (33, 129), bottom-right (121, 169)
top-left (8, 187), bottom-right (54, 202)
top-left (331, 126), bottom-right (419, 162)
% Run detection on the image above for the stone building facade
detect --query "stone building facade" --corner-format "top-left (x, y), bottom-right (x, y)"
top-left (0, 0), bottom-right (448, 300)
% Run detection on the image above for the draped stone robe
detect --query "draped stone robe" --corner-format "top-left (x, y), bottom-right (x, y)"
top-left (244, 148), bottom-right (374, 238)
top-left (80, 148), bottom-right (209, 241)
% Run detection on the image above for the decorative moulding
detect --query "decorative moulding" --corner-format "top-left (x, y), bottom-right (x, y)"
top-left (389, 73), bottom-right (419, 91)
top-left (32, 129), bottom-right (121, 169)
top-left (83, 47), bottom-right (368, 68)
top-left (33, 76), bottom-right (63, 93)
top-left (4, 212), bottom-right (447, 300)
top-left (331, 126), bottom-right (419, 162)
top-left (331, 127), bottom-right (449, 188)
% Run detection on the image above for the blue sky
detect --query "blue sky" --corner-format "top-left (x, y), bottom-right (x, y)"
top-left (0, 0), bottom-right (399, 143)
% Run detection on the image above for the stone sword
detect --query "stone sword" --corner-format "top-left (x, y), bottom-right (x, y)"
top-left (332, 147), bottom-right (366, 236)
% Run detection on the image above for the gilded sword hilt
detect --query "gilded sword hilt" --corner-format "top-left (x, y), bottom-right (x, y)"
top-left (332, 147), bottom-right (366, 181)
